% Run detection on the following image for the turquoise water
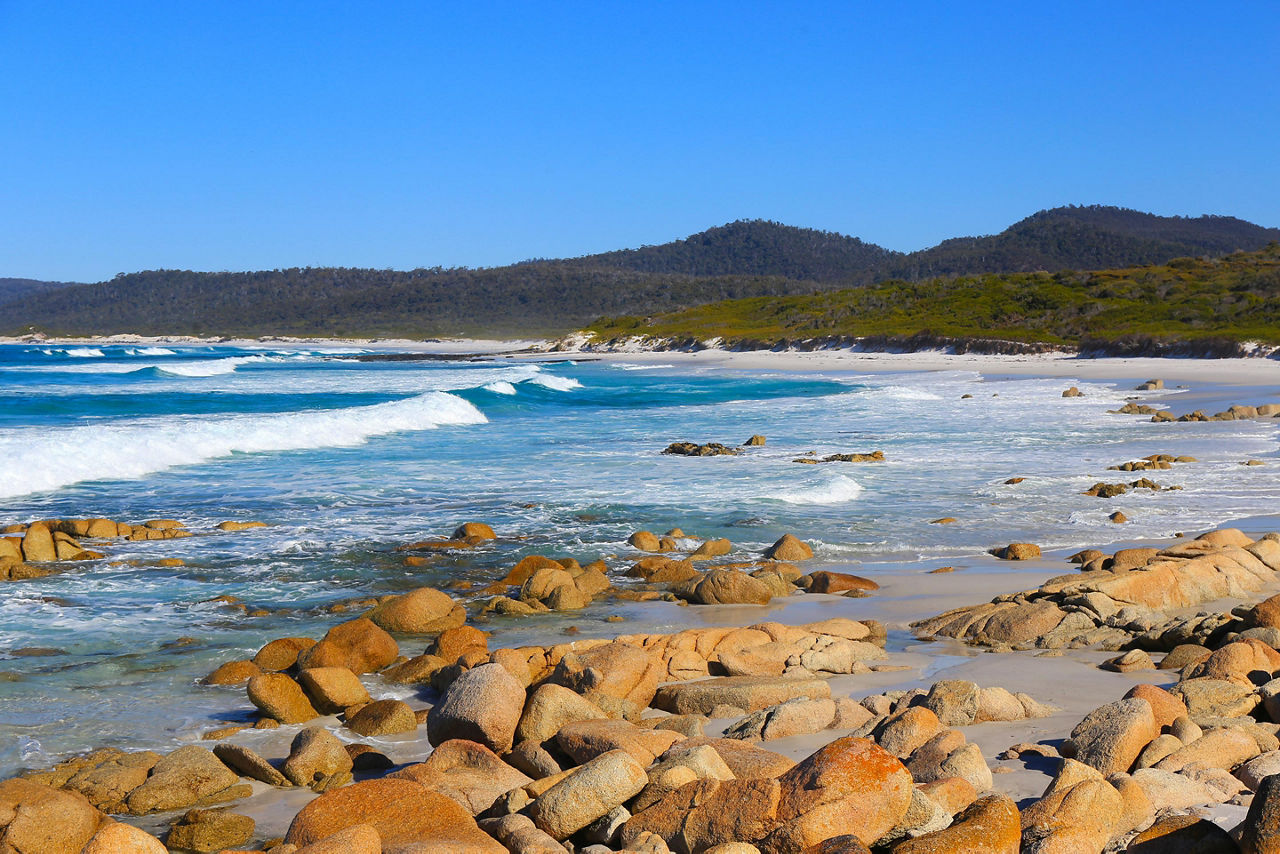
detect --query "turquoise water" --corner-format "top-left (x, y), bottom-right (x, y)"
top-left (0, 343), bottom-right (1276, 775)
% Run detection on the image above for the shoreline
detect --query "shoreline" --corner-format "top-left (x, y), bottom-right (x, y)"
top-left (6, 332), bottom-right (1280, 388)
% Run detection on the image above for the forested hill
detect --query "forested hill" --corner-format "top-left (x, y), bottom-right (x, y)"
top-left (549, 220), bottom-right (902, 281)
top-left (3, 206), bottom-right (1278, 338)
top-left (0, 278), bottom-right (85, 304)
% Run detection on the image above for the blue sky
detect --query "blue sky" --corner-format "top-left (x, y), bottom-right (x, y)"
top-left (2, 2), bottom-right (1276, 281)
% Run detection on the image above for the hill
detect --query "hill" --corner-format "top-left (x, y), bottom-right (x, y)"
top-left (0, 278), bottom-right (85, 305)
top-left (2, 206), bottom-right (1278, 338)
top-left (552, 219), bottom-right (901, 282)
top-left (584, 245), bottom-right (1280, 356)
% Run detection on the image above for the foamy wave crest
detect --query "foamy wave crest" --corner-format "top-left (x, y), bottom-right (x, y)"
top-left (0, 392), bottom-right (487, 498)
top-left (483, 381), bottom-right (518, 395)
top-left (527, 374), bottom-right (582, 391)
top-left (156, 356), bottom-right (273, 377)
top-left (39, 347), bottom-right (106, 358)
top-left (774, 474), bottom-right (864, 505)
top-left (126, 347), bottom-right (176, 356)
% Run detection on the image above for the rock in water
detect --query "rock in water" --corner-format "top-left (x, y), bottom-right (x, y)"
top-left (764, 534), bottom-right (813, 561)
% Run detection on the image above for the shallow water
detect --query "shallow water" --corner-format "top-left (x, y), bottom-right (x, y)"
top-left (0, 343), bottom-right (1276, 776)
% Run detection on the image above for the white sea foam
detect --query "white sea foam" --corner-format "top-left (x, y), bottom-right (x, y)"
top-left (483, 381), bottom-right (518, 395)
top-left (527, 374), bottom-right (583, 391)
top-left (774, 474), bottom-right (865, 505)
top-left (126, 347), bottom-right (176, 356)
top-left (155, 356), bottom-right (274, 377)
top-left (0, 391), bottom-right (487, 498)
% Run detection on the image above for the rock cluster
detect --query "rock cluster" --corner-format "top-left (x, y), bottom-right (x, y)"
top-left (917, 528), bottom-right (1280, 650)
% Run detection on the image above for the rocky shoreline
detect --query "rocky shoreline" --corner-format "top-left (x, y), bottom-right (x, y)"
top-left (8, 514), bottom-right (1280, 851)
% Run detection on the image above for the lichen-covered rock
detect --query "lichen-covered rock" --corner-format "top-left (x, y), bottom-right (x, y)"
top-left (763, 737), bottom-right (913, 852)
top-left (296, 618), bottom-right (398, 674)
top-left (1065, 698), bottom-right (1157, 776)
top-left (282, 727), bottom-right (353, 790)
top-left (346, 698), bottom-right (418, 736)
top-left (889, 794), bottom-right (1020, 854)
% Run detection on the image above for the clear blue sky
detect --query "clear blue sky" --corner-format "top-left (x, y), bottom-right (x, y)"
top-left (2, 2), bottom-right (1276, 282)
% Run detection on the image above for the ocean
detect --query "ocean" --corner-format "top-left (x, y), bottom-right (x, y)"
top-left (0, 342), bottom-right (1276, 777)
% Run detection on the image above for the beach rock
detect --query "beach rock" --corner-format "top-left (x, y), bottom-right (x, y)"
top-left (1154, 726), bottom-right (1261, 773)
top-left (297, 666), bottom-right (371, 713)
top-left (527, 749), bottom-right (647, 840)
top-left (808, 571), bottom-right (879, 595)
top-left (20, 522), bottom-right (57, 562)
top-left (391, 739), bottom-right (531, 815)
top-left (1062, 387), bottom-right (1082, 397)
top-left (630, 531), bottom-right (663, 552)
top-left (1239, 753), bottom-right (1280, 791)
top-left (297, 618), bottom-right (398, 674)
top-left (1126, 814), bottom-right (1237, 853)
top-left (1020, 767), bottom-right (1122, 853)
top-left (0, 777), bottom-right (102, 853)
top-left (763, 737), bottom-right (912, 852)
top-left (661, 737), bottom-right (795, 779)
top-left (212, 743), bottom-right (289, 787)
top-left (876, 707), bottom-right (945, 759)
top-left (975, 686), bottom-right (1030, 722)
top-left (725, 697), bottom-right (837, 741)
top-left (124, 745), bottom-right (240, 815)
top-left (81, 821), bottom-right (166, 853)
top-left (452, 522), bottom-right (496, 540)
top-left (429, 624), bottom-right (488, 660)
top-left (1130, 767), bottom-right (1223, 811)
top-left (517, 683), bottom-right (610, 743)
top-left (764, 534), bottom-right (813, 561)
top-left (291, 823), bottom-right (381, 854)
top-left (1123, 684), bottom-right (1188, 730)
top-left (917, 778), bottom-right (979, 816)
top-left (1172, 677), bottom-right (1260, 719)
top-left (247, 673), bottom-right (319, 723)
top-left (253, 636), bottom-right (316, 671)
top-left (633, 744), bottom-right (736, 812)
top-left (653, 675), bottom-right (831, 715)
top-left (890, 793), bottom-right (1019, 854)
top-left (1160, 643), bottom-right (1212, 671)
top-left (629, 556), bottom-right (698, 583)
top-left (365, 587), bottom-right (466, 634)
top-left (427, 662), bottom-right (524, 752)
top-left (994, 542), bottom-right (1040, 560)
top-left (285, 778), bottom-right (504, 851)
top-left (622, 778), bottom-right (781, 854)
top-left (1104, 649), bottom-right (1156, 672)
top-left (63, 751), bottom-right (160, 811)
top-left (1135, 735), bottom-right (1183, 769)
top-left (1065, 698), bottom-right (1157, 776)
top-left (921, 680), bottom-right (979, 727)
top-left (282, 727), bottom-right (353, 790)
top-left (689, 538), bottom-right (732, 560)
top-left (549, 641), bottom-right (664, 708)
top-left (166, 808), bottom-right (254, 853)
top-left (1186, 639), bottom-right (1280, 685)
top-left (347, 698), bottom-right (417, 736)
top-left (203, 659), bottom-right (262, 685)
top-left (663, 441), bottom-right (741, 457)
top-left (556, 718), bottom-right (684, 766)
top-left (684, 569), bottom-right (774, 605)
top-left (1239, 772), bottom-right (1280, 853)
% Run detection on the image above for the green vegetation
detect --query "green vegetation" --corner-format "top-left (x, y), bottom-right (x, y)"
top-left (586, 246), bottom-right (1280, 354)
top-left (2, 206), bottom-right (1277, 339)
